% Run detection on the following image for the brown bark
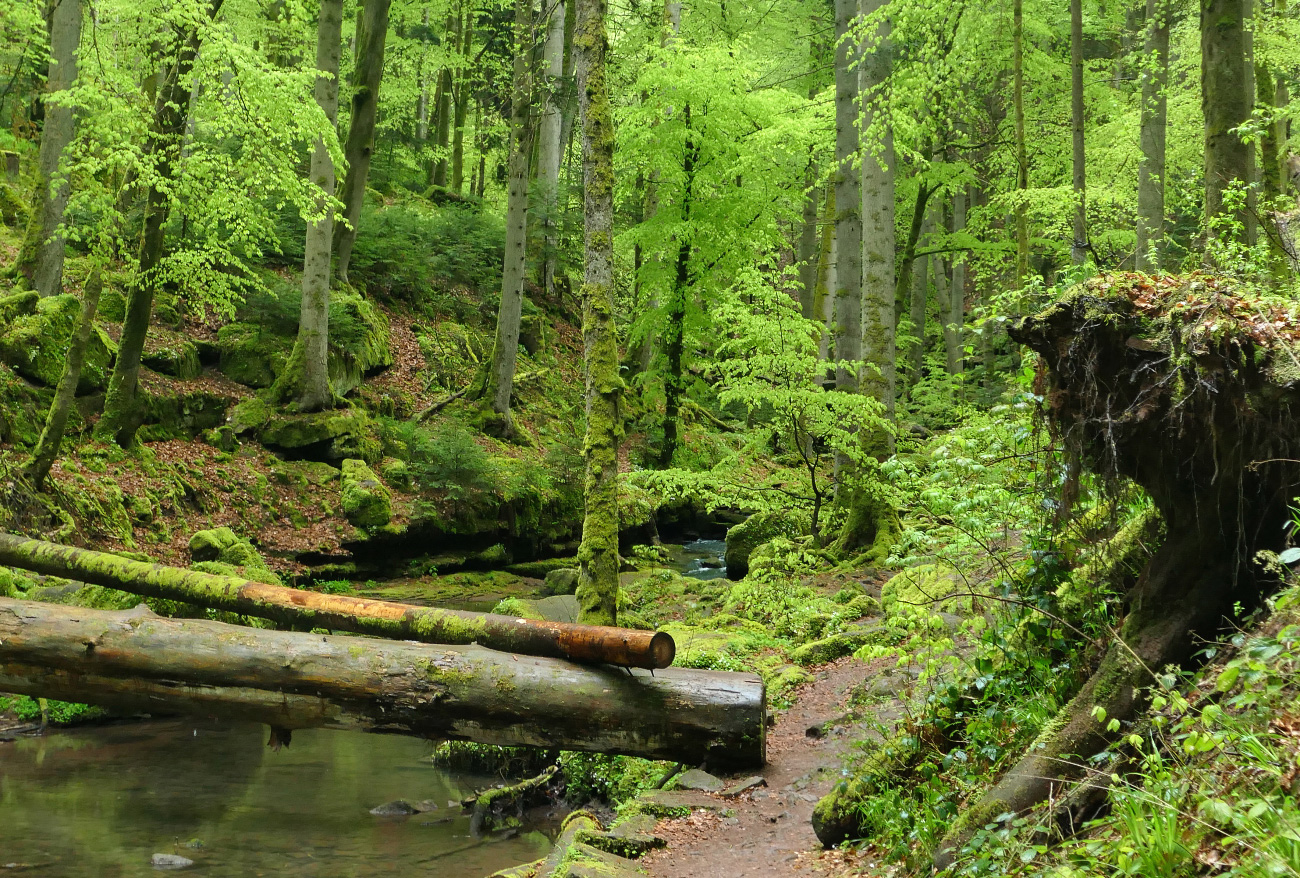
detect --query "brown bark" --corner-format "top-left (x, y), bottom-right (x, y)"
top-left (0, 598), bottom-right (763, 768)
top-left (0, 532), bottom-right (673, 668)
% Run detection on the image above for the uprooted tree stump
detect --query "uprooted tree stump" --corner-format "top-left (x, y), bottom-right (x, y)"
top-left (928, 274), bottom-right (1300, 867)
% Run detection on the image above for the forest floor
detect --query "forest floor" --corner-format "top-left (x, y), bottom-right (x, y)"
top-left (641, 654), bottom-right (920, 878)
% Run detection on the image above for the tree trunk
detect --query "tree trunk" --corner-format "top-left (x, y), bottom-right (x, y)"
top-left (907, 202), bottom-right (932, 390)
top-left (538, 0), bottom-right (566, 300)
top-left (1202, 0), bottom-right (1254, 245)
top-left (16, 0), bottom-right (81, 297)
top-left (815, 185), bottom-right (835, 365)
top-left (486, 0), bottom-right (537, 434)
top-left (859, 0), bottom-right (894, 456)
top-left (0, 598), bottom-right (765, 768)
top-left (1135, 0), bottom-right (1169, 272)
top-left (1070, 0), bottom-right (1087, 265)
top-left (451, 7), bottom-right (472, 194)
top-left (832, 0), bottom-right (862, 411)
top-left (27, 263), bottom-right (100, 489)
top-left (1012, 0), bottom-right (1029, 287)
top-left (574, 0), bottom-right (621, 627)
top-left (274, 0), bottom-right (342, 414)
top-left (97, 0), bottom-right (220, 447)
top-left (658, 102), bottom-right (695, 469)
top-left (944, 187), bottom-right (966, 375)
top-left (0, 532), bottom-right (673, 668)
top-left (432, 12), bottom-right (456, 188)
top-left (334, 0), bottom-right (391, 286)
top-left (797, 162), bottom-right (819, 320)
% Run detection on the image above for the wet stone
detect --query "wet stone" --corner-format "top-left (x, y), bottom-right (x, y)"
top-left (150, 853), bottom-right (194, 869)
top-left (721, 775), bottom-right (767, 796)
top-left (369, 799), bottom-right (419, 816)
top-left (675, 768), bottom-right (723, 792)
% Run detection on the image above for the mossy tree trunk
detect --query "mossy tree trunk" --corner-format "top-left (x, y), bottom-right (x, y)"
top-left (797, 156), bottom-right (820, 320)
top-left (1135, 0), bottom-right (1169, 272)
top-left (573, 0), bottom-right (621, 627)
top-left (658, 102), bottom-right (696, 469)
top-left (275, 0), bottom-right (343, 414)
top-left (450, 6), bottom-right (472, 193)
top-left (486, 0), bottom-right (537, 435)
top-left (97, 1), bottom-right (220, 447)
top-left (334, 0), bottom-right (392, 285)
top-left (814, 185), bottom-right (835, 363)
top-left (930, 288), bottom-right (1300, 867)
top-left (0, 597), bottom-right (765, 768)
top-left (15, 0), bottom-right (81, 297)
top-left (1069, 0), bottom-right (1087, 265)
top-left (1202, 0), bottom-right (1254, 245)
top-left (431, 12), bottom-right (456, 188)
top-left (896, 180), bottom-right (934, 393)
top-left (1012, 0), bottom-right (1029, 287)
top-left (27, 262), bottom-right (101, 489)
top-left (831, 0), bottom-right (862, 426)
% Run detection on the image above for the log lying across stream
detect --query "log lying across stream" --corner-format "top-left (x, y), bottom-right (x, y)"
top-left (0, 597), bottom-right (766, 768)
top-left (0, 532), bottom-right (674, 669)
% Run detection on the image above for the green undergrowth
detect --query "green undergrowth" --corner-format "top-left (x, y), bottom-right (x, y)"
top-left (0, 695), bottom-right (106, 726)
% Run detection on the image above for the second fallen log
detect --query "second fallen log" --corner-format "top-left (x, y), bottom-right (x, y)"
top-left (0, 597), bottom-right (766, 768)
top-left (0, 532), bottom-right (673, 668)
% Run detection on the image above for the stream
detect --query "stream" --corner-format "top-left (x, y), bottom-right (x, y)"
top-left (0, 719), bottom-right (551, 876)
top-left (664, 539), bottom-right (728, 580)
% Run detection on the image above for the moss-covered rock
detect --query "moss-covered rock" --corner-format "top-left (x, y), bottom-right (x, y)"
top-left (328, 292), bottom-right (392, 396)
top-left (0, 294), bottom-right (116, 391)
top-left (0, 181), bottom-right (26, 226)
top-left (216, 323), bottom-right (291, 388)
top-left (340, 458), bottom-right (392, 528)
top-left (189, 526), bottom-right (264, 567)
top-left (542, 567), bottom-right (579, 595)
top-left (379, 457), bottom-right (411, 490)
top-left (724, 511), bottom-right (807, 579)
top-left (257, 407), bottom-right (381, 463)
top-left (142, 330), bottom-right (202, 379)
top-left (139, 389), bottom-right (232, 441)
top-left (880, 563), bottom-right (975, 613)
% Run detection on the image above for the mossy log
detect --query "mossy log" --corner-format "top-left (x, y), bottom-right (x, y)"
top-left (0, 597), bottom-right (765, 767)
top-left (931, 275), bottom-right (1300, 867)
top-left (0, 532), bottom-right (673, 669)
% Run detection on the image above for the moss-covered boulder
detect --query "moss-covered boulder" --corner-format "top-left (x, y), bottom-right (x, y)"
top-left (724, 511), bottom-right (806, 579)
top-left (379, 457), bottom-right (411, 491)
top-left (328, 292), bottom-right (392, 396)
top-left (341, 458), bottom-right (392, 528)
top-left (0, 294), bottom-right (116, 392)
top-left (542, 567), bottom-right (579, 595)
top-left (880, 563), bottom-right (974, 614)
top-left (142, 330), bottom-right (202, 379)
top-left (188, 527), bottom-right (283, 585)
top-left (139, 388), bottom-right (232, 441)
top-left (216, 323), bottom-right (290, 388)
top-left (0, 181), bottom-right (26, 226)
top-left (257, 407), bottom-right (381, 463)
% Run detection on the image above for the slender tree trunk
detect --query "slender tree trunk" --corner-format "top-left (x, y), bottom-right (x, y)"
top-left (859, 0), bottom-right (894, 455)
top-left (658, 102), bottom-right (695, 469)
top-left (573, 0), bottom-right (621, 626)
top-left (274, 0), bottom-right (343, 413)
top-left (432, 12), bottom-right (456, 188)
top-left (27, 262), bottom-right (100, 489)
top-left (538, 0), bottom-right (566, 300)
top-left (1135, 0), bottom-right (1169, 272)
top-left (1070, 0), bottom-right (1087, 265)
top-left (1012, 0), bottom-right (1029, 286)
top-left (832, 0), bottom-right (862, 415)
top-left (98, 1), bottom-right (221, 447)
top-left (486, 0), bottom-right (537, 434)
top-left (797, 157), bottom-right (819, 319)
top-left (1202, 0), bottom-right (1254, 245)
top-left (428, 66), bottom-right (446, 186)
top-left (451, 7), bottom-right (472, 193)
top-left (815, 185), bottom-right (835, 365)
top-left (907, 202), bottom-right (933, 390)
top-left (16, 0), bottom-right (81, 296)
top-left (945, 187), bottom-right (966, 376)
top-left (334, 0), bottom-right (391, 285)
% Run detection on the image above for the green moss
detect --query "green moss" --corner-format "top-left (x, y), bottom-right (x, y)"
top-left (216, 323), bottom-right (291, 388)
top-left (327, 292), bottom-right (392, 395)
top-left (258, 408), bottom-right (381, 463)
top-left (0, 294), bottom-right (116, 391)
top-left (880, 563), bottom-right (975, 614)
top-left (142, 329), bottom-right (202, 379)
top-left (724, 511), bottom-right (807, 579)
top-left (340, 458), bottom-right (392, 528)
top-left (491, 596), bottom-right (545, 620)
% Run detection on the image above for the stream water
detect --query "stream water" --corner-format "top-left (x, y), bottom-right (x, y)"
top-left (665, 539), bottom-right (728, 580)
top-left (0, 719), bottom-right (550, 876)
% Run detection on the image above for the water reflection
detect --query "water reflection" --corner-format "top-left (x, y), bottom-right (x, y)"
top-left (0, 720), bottom-right (549, 876)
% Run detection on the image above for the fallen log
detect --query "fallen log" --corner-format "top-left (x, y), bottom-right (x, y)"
top-left (0, 597), bottom-right (765, 768)
top-left (0, 532), bottom-right (673, 669)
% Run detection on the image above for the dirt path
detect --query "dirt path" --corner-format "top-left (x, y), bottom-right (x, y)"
top-left (640, 655), bottom-right (904, 878)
